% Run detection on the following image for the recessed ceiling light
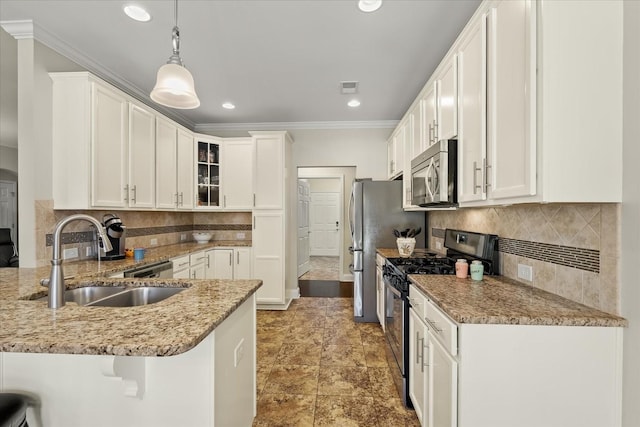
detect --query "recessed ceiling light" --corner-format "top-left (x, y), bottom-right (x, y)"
top-left (348, 99), bottom-right (361, 108)
top-left (358, 0), bottom-right (382, 13)
top-left (222, 102), bottom-right (236, 110)
top-left (124, 5), bottom-right (151, 22)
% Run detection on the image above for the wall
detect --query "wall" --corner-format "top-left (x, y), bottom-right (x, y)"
top-left (429, 203), bottom-right (620, 315)
top-left (622, 1), bottom-right (640, 425)
top-left (0, 146), bottom-right (18, 174)
top-left (0, 28), bottom-right (18, 151)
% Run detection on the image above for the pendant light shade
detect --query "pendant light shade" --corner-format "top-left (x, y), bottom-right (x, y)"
top-left (150, 0), bottom-right (200, 109)
top-left (151, 63), bottom-right (200, 109)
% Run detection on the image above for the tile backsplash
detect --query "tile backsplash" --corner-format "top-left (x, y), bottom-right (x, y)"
top-left (429, 203), bottom-right (620, 315)
top-left (36, 200), bottom-right (252, 267)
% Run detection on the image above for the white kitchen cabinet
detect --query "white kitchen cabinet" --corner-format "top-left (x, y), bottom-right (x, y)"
top-left (156, 120), bottom-right (194, 210)
top-left (387, 123), bottom-right (405, 180)
top-left (177, 129), bottom-right (194, 209)
top-left (252, 212), bottom-right (284, 304)
top-left (127, 103), bottom-right (156, 208)
top-left (421, 82), bottom-right (439, 149)
top-left (250, 131), bottom-right (295, 308)
top-left (205, 248), bottom-right (234, 280)
top-left (234, 247), bottom-right (252, 280)
top-left (190, 251), bottom-right (207, 279)
top-left (155, 117), bottom-right (178, 209)
top-left (403, 108), bottom-right (421, 209)
top-left (221, 138), bottom-right (254, 210)
top-left (457, 14), bottom-right (487, 204)
top-left (437, 55), bottom-right (458, 141)
top-left (252, 133), bottom-right (289, 210)
top-left (172, 254), bottom-right (191, 279)
top-left (409, 305), bottom-right (428, 425)
top-left (430, 333), bottom-right (457, 427)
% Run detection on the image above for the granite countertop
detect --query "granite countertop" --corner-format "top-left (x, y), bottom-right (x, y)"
top-left (0, 241), bottom-right (261, 357)
top-left (376, 248), bottom-right (628, 327)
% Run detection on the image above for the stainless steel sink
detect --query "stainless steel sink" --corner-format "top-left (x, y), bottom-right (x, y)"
top-left (87, 287), bottom-right (185, 307)
top-left (64, 286), bottom-right (127, 305)
top-left (36, 286), bottom-right (184, 307)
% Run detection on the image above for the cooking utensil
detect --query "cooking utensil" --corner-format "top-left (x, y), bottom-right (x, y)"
top-left (407, 228), bottom-right (415, 238)
top-left (401, 228), bottom-right (410, 237)
top-left (413, 227), bottom-right (422, 237)
top-left (393, 229), bottom-right (401, 238)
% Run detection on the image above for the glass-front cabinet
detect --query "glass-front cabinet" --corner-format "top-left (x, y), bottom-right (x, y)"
top-left (195, 136), bottom-right (222, 208)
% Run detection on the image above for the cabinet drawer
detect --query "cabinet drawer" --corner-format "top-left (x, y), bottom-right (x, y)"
top-left (408, 286), bottom-right (428, 320)
top-left (172, 255), bottom-right (190, 271)
top-left (190, 251), bottom-right (207, 266)
top-left (424, 298), bottom-right (458, 356)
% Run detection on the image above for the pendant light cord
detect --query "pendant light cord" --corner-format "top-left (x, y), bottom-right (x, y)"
top-left (169, 0), bottom-right (182, 65)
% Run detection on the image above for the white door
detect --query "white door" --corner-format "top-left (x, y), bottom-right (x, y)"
top-left (155, 117), bottom-right (177, 209)
top-left (222, 139), bottom-right (254, 210)
top-left (234, 248), bottom-right (252, 280)
top-left (253, 212), bottom-right (284, 304)
top-left (430, 333), bottom-right (458, 427)
top-left (309, 192), bottom-right (340, 256)
top-left (128, 103), bottom-right (156, 208)
top-left (0, 180), bottom-right (17, 242)
top-left (176, 129), bottom-right (194, 209)
top-left (297, 180), bottom-right (311, 277)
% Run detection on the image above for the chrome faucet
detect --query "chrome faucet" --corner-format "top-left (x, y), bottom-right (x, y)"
top-left (47, 214), bottom-right (112, 309)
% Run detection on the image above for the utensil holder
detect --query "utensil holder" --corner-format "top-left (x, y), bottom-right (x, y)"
top-left (396, 238), bottom-right (416, 258)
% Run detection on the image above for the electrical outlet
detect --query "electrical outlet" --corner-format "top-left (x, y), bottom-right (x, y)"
top-left (63, 247), bottom-right (79, 260)
top-left (234, 338), bottom-right (245, 368)
top-left (150, 238), bottom-right (158, 246)
top-left (517, 264), bottom-right (533, 282)
top-left (85, 246), bottom-right (93, 257)
top-left (236, 232), bottom-right (245, 240)
top-left (181, 233), bottom-right (187, 241)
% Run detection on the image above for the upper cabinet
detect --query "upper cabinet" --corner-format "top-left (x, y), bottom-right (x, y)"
top-left (155, 118), bottom-right (194, 210)
top-left (127, 104), bottom-right (156, 208)
top-left (222, 138), bottom-right (254, 210)
top-left (393, 0), bottom-right (622, 209)
top-left (253, 132), bottom-right (292, 210)
top-left (194, 135), bottom-right (222, 209)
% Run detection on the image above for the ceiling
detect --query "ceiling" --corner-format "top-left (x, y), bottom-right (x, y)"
top-left (0, 0), bottom-right (480, 132)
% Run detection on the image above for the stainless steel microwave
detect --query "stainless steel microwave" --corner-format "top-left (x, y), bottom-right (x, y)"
top-left (411, 140), bottom-right (458, 207)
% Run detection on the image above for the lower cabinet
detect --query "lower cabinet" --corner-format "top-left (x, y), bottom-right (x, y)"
top-left (409, 284), bottom-right (624, 427)
top-left (205, 247), bottom-right (252, 280)
top-left (253, 211), bottom-right (285, 304)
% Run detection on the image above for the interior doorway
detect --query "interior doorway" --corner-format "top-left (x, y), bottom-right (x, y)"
top-left (297, 167), bottom-right (355, 297)
top-left (0, 179), bottom-right (18, 246)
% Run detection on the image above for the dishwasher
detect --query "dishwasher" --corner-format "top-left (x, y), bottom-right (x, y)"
top-left (123, 260), bottom-right (173, 278)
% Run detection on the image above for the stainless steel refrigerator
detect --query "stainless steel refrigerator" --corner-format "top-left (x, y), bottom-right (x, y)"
top-left (349, 179), bottom-right (425, 322)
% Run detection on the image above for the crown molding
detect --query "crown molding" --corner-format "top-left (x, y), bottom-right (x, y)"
top-left (0, 20), bottom-right (34, 39)
top-left (16, 21), bottom-right (196, 129)
top-left (195, 120), bottom-right (399, 133)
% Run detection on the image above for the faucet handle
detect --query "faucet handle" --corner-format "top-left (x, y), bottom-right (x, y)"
top-left (40, 278), bottom-right (50, 287)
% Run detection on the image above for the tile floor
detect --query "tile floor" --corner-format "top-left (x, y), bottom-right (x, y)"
top-left (298, 256), bottom-right (340, 281)
top-left (254, 297), bottom-right (420, 426)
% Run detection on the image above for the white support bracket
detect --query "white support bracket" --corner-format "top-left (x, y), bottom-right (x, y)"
top-left (101, 356), bottom-right (146, 399)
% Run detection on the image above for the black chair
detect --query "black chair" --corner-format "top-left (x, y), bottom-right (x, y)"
top-left (0, 393), bottom-right (29, 427)
top-left (0, 228), bottom-right (19, 268)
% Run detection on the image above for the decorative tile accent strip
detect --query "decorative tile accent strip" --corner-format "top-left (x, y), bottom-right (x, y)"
top-left (46, 224), bottom-right (252, 246)
top-left (431, 228), bottom-right (599, 273)
top-left (499, 238), bottom-right (600, 273)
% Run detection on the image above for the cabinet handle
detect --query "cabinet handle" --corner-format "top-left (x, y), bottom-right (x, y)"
top-left (472, 161), bottom-right (482, 195)
top-left (416, 331), bottom-right (422, 364)
top-left (424, 316), bottom-right (443, 334)
top-left (253, 193), bottom-right (256, 207)
top-left (483, 158), bottom-right (492, 192)
top-left (223, 195), bottom-right (226, 208)
top-left (180, 192), bottom-right (184, 206)
top-left (124, 185), bottom-right (129, 203)
top-left (253, 216), bottom-right (256, 229)
top-left (229, 252), bottom-right (232, 266)
top-left (423, 341), bottom-right (429, 369)
top-left (418, 335), bottom-right (425, 373)
top-left (236, 251), bottom-right (240, 265)
top-left (433, 120), bottom-right (438, 142)
top-left (206, 254), bottom-right (210, 268)
top-left (131, 185), bottom-right (137, 204)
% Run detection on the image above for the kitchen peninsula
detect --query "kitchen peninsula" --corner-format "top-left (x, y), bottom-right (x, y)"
top-left (0, 241), bottom-right (261, 427)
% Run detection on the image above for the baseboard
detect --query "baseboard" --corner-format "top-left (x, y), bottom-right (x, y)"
top-left (257, 298), bottom-right (293, 311)
top-left (341, 273), bottom-right (354, 282)
top-left (287, 286), bottom-right (300, 300)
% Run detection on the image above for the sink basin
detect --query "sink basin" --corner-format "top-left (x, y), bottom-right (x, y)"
top-left (64, 286), bottom-right (127, 305)
top-left (87, 287), bottom-right (185, 307)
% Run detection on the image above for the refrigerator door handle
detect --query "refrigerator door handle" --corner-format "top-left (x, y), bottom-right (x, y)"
top-left (353, 270), bottom-right (363, 317)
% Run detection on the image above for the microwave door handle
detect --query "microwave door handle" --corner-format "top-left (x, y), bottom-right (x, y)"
top-left (426, 159), bottom-right (436, 202)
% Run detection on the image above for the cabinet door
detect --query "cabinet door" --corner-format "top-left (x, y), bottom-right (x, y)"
top-left (177, 129), bottom-right (194, 209)
top-left (410, 309), bottom-right (429, 426)
top-left (387, 137), bottom-right (396, 179)
top-left (191, 263), bottom-right (206, 279)
top-left (253, 136), bottom-right (283, 209)
top-left (173, 268), bottom-right (190, 279)
top-left (421, 82), bottom-right (439, 148)
top-left (457, 16), bottom-right (487, 203)
top-left (430, 334), bottom-right (457, 427)
top-left (394, 124), bottom-right (405, 177)
top-left (376, 266), bottom-right (384, 329)
top-left (222, 139), bottom-right (254, 210)
top-left (253, 212), bottom-right (284, 304)
top-left (234, 247), bottom-right (252, 280)
top-left (128, 103), bottom-right (155, 208)
top-left (438, 55), bottom-right (458, 140)
top-left (155, 118), bottom-right (178, 209)
top-left (486, 0), bottom-right (536, 200)
top-left (91, 83), bottom-right (128, 208)
top-left (205, 249), bottom-right (234, 280)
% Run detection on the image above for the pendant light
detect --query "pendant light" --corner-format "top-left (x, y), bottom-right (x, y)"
top-left (150, 0), bottom-right (200, 109)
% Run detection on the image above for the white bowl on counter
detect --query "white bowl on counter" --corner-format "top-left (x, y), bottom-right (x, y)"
top-left (193, 232), bottom-right (212, 244)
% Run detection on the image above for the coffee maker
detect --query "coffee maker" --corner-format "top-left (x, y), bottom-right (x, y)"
top-left (99, 213), bottom-right (126, 260)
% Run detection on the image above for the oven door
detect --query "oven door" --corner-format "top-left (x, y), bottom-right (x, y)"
top-left (384, 279), bottom-right (406, 376)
